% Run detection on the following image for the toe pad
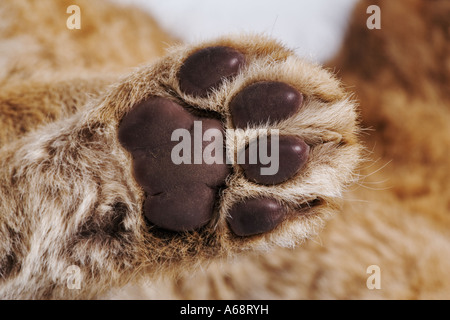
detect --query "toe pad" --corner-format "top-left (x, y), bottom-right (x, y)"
top-left (230, 81), bottom-right (302, 128)
top-left (227, 198), bottom-right (286, 236)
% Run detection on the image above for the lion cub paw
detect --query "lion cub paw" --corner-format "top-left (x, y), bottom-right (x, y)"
top-left (96, 35), bottom-right (360, 252)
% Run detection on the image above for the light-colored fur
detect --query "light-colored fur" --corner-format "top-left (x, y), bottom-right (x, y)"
top-left (0, 0), bottom-right (449, 299)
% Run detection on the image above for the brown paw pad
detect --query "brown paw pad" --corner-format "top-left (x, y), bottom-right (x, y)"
top-left (230, 81), bottom-right (302, 128)
top-left (178, 46), bottom-right (245, 97)
top-left (240, 135), bottom-right (309, 185)
top-left (227, 198), bottom-right (286, 236)
top-left (118, 97), bottom-right (231, 232)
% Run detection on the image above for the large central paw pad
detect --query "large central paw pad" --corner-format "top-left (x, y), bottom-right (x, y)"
top-left (118, 97), bottom-right (230, 231)
top-left (116, 43), bottom-right (357, 238)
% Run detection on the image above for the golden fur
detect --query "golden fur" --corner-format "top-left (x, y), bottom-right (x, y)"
top-left (0, 0), bottom-right (449, 299)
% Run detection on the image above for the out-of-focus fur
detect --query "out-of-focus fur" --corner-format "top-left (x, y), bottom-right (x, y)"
top-left (0, 0), bottom-right (449, 299)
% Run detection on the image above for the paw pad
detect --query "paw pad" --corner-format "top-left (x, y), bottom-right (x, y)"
top-left (178, 46), bottom-right (245, 97)
top-left (227, 198), bottom-right (286, 236)
top-left (117, 45), bottom-right (332, 237)
top-left (240, 135), bottom-right (309, 185)
top-left (118, 97), bottom-right (230, 231)
top-left (230, 81), bottom-right (302, 128)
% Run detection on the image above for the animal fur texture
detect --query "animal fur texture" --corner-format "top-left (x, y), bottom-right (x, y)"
top-left (0, 0), bottom-right (449, 299)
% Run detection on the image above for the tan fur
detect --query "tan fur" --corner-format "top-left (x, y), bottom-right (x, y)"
top-left (0, 0), bottom-right (448, 299)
